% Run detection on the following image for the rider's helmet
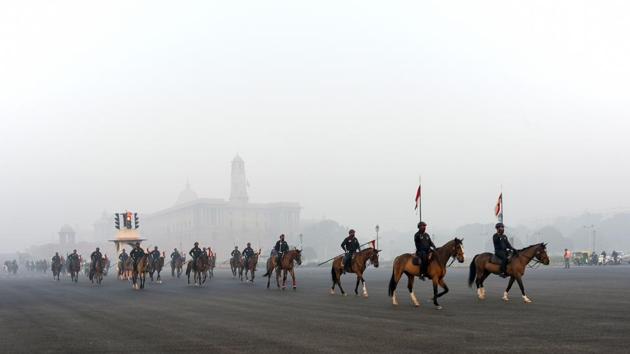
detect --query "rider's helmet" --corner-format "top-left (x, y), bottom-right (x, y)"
top-left (235, 246), bottom-right (238, 249)
top-left (349, 229), bottom-right (356, 235)
top-left (96, 247), bottom-right (100, 251)
top-left (418, 221), bottom-right (427, 228)
top-left (135, 242), bottom-right (140, 247)
top-left (154, 246), bottom-right (158, 250)
top-left (495, 222), bottom-right (504, 229)
top-left (280, 234), bottom-right (285, 240)
top-left (247, 242), bottom-right (251, 246)
top-left (194, 242), bottom-right (199, 246)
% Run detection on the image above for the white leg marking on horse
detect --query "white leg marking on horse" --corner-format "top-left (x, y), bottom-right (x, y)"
top-left (362, 283), bottom-right (368, 297)
top-left (410, 291), bottom-right (420, 307)
top-left (502, 291), bottom-right (509, 302)
top-left (330, 288), bottom-right (335, 295)
top-left (392, 291), bottom-right (399, 306)
top-left (522, 295), bottom-right (532, 303)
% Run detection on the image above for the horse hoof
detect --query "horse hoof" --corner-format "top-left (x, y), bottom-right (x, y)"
top-left (329, 289), bottom-right (335, 295)
top-left (435, 306), bottom-right (443, 310)
top-left (523, 296), bottom-right (532, 303)
top-left (343, 293), bottom-right (347, 297)
top-left (363, 294), bottom-right (369, 298)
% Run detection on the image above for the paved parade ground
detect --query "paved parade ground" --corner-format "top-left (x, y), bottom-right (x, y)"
top-left (1, 265), bottom-right (629, 353)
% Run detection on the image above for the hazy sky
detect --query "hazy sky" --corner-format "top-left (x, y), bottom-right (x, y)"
top-left (2, 1), bottom-right (629, 252)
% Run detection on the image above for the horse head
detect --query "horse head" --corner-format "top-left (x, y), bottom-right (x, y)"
top-left (534, 243), bottom-right (550, 265)
top-left (452, 237), bottom-right (465, 263)
top-left (294, 249), bottom-right (302, 266)
top-left (368, 248), bottom-right (381, 268)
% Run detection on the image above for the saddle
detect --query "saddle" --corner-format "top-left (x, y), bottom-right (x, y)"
top-left (490, 254), bottom-right (513, 265)
top-left (412, 252), bottom-right (433, 266)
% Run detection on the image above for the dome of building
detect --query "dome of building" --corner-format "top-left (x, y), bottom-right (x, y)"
top-left (59, 224), bottom-right (75, 234)
top-left (175, 181), bottom-right (198, 205)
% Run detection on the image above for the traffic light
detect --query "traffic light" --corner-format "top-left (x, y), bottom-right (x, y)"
top-left (134, 213), bottom-right (139, 229)
top-left (114, 214), bottom-right (120, 229)
top-left (125, 211), bottom-right (133, 229)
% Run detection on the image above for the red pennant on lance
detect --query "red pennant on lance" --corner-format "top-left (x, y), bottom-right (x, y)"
top-left (369, 240), bottom-right (376, 249)
top-left (494, 193), bottom-right (503, 217)
top-left (414, 185), bottom-right (421, 210)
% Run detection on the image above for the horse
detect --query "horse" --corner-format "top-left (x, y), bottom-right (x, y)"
top-left (244, 250), bottom-right (261, 283)
top-left (102, 258), bottom-right (111, 276)
top-left (91, 258), bottom-right (105, 285)
top-left (388, 238), bottom-right (465, 310)
top-left (468, 243), bottom-right (549, 303)
top-left (148, 255), bottom-right (164, 283)
top-left (230, 255), bottom-right (240, 278)
top-left (330, 247), bottom-right (381, 297)
top-left (171, 256), bottom-right (184, 278)
top-left (51, 259), bottom-right (62, 281)
top-left (132, 255), bottom-right (149, 290)
top-left (186, 253), bottom-right (210, 286)
top-left (208, 254), bottom-right (216, 279)
top-left (68, 257), bottom-right (80, 283)
top-left (263, 249), bottom-right (302, 290)
top-left (236, 256), bottom-right (245, 281)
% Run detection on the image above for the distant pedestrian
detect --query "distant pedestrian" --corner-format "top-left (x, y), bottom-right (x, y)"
top-left (563, 249), bottom-right (571, 269)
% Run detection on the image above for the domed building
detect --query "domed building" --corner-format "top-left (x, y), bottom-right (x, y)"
top-left (59, 224), bottom-right (76, 245)
top-left (141, 155), bottom-right (301, 256)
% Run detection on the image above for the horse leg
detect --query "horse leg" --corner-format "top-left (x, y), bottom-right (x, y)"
top-left (503, 277), bottom-right (515, 301)
top-left (354, 274), bottom-right (361, 296)
top-left (275, 268), bottom-right (281, 289)
top-left (407, 274), bottom-right (420, 307)
top-left (336, 268), bottom-right (347, 296)
top-left (435, 278), bottom-right (449, 299)
top-left (515, 275), bottom-right (531, 303)
top-left (281, 269), bottom-right (287, 290)
top-left (432, 278), bottom-right (442, 309)
top-left (477, 270), bottom-right (490, 300)
top-left (291, 269), bottom-right (297, 290)
top-left (361, 276), bottom-right (368, 298)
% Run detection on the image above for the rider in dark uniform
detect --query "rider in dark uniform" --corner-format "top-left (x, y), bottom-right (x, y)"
top-left (274, 234), bottom-right (289, 268)
top-left (242, 243), bottom-right (255, 266)
top-left (68, 249), bottom-right (79, 262)
top-left (341, 229), bottom-right (361, 272)
top-left (493, 223), bottom-right (515, 277)
top-left (118, 249), bottom-right (129, 263)
top-left (149, 246), bottom-right (161, 263)
top-left (189, 242), bottom-right (203, 270)
top-left (52, 252), bottom-right (60, 265)
top-left (231, 246), bottom-right (241, 262)
top-left (130, 242), bottom-right (145, 272)
top-left (170, 248), bottom-right (181, 262)
top-left (414, 222), bottom-right (436, 279)
top-left (90, 247), bottom-right (102, 276)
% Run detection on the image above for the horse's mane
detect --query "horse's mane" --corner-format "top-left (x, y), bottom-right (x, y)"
top-left (517, 243), bottom-right (546, 253)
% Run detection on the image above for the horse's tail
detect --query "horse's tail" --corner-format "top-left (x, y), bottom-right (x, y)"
top-left (388, 257), bottom-right (399, 297)
top-left (330, 264), bottom-right (336, 284)
top-left (468, 255), bottom-right (478, 288)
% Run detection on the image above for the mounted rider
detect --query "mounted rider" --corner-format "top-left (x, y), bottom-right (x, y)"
top-left (493, 222), bottom-right (516, 277)
top-left (207, 247), bottom-right (214, 258)
top-left (149, 246), bottom-right (161, 263)
top-left (189, 242), bottom-right (203, 269)
top-left (118, 249), bottom-right (129, 263)
top-left (170, 248), bottom-right (181, 262)
top-left (231, 246), bottom-right (241, 262)
top-left (90, 247), bottom-right (103, 275)
top-left (341, 229), bottom-right (361, 273)
top-left (414, 222), bottom-right (436, 279)
top-left (52, 252), bottom-right (60, 263)
top-left (274, 234), bottom-right (289, 269)
top-left (130, 242), bottom-right (145, 272)
top-left (242, 243), bottom-right (255, 267)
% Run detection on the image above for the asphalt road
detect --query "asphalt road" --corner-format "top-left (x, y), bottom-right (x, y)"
top-left (1, 264), bottom-right (629, 353)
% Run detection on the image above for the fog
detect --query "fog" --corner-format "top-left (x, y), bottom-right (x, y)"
top-left (2, 1), bottom-right (630, 254)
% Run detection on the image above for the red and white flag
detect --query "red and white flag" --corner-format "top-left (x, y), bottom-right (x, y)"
top-left (368, 240), bottom-right (376, 249)
top-left (414, 185), bottom-right (421, 210)
top-left (494, 193), bottom-right (503, 221)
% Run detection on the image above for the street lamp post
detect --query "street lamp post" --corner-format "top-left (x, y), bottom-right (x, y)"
top-left (299, 233), bottom-right (303, 250)
top-left (375, 225), bottom-right (380, 249)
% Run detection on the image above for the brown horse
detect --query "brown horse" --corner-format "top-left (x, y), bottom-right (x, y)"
top-left (230, 255), bottom-right (240, 278)
top-left (91, 258), bottom-right (105, 285)
top-left (148, 255), bottom-right (164, 283)
top-left (236, 256), bottom-right (245, 281)
top-left (132, 255), bottom-right (149, 290)
top-left (171, 256), bottom-right (184, 278)
top-left (263, 249), bottom-right (302, 290)
top-left (51, 259), bottom-right (62, 281)
top-left (208, 254), bottom-right (216, 279)
top-left (68, 257), bottom-right (80, 283)
top-left (468, 243), bottom-right (549, 303)
top-left (330, 248), bottom-right (381, 297)
top-left (244, 250), bottom-right (261, 283)
top-left (388, 238), bottom-right (465, 309)
top-left (186, 253), bottom-right (210, 286)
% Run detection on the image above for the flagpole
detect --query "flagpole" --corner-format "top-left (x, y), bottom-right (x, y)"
top-left (419, 175), bottom-right (422, 223)
top-left (500, 184), bottom-right (503, 224)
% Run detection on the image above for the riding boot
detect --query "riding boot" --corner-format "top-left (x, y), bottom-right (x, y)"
top-left (500, 262), bottom-right (508, 278)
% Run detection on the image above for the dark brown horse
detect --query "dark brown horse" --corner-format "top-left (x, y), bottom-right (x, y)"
top-left (132, 255), bottom-right (149, 290)
top-left (263, 249), bottom-right (302, 290)
top-left (171, 256), bottom-right (184, 278)
top-left (244, 250), bottom-right (261, 283)
top-left (330, 248), bottom-right (380, 297)
top-left (186, 253), bottom-right (210, 286)
top-left (68, 257), bottom-right (80, 283)
top-left (208, 254), bottom-right (216, 279)
top-left (51, 259), bottom-right (62, 281)
top-left (91, 258), bottom-right (105, 285)
top-left (148, 255), bottom-right (164, 283)
top-left (388, 238), bottom-right (465, 309)
top-left (468, 243), bottom-right (549, 303)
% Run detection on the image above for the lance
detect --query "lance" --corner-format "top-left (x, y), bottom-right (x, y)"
top-left (317, 240), bottom-right (376, 266)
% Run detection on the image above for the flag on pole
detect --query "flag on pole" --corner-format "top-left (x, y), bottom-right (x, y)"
top-left (368, 240), bottom-right (376, 249)
top-left (414, 185), bottom-right (421, 210)
top-left (494, 193), bottom-right (503, 223)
